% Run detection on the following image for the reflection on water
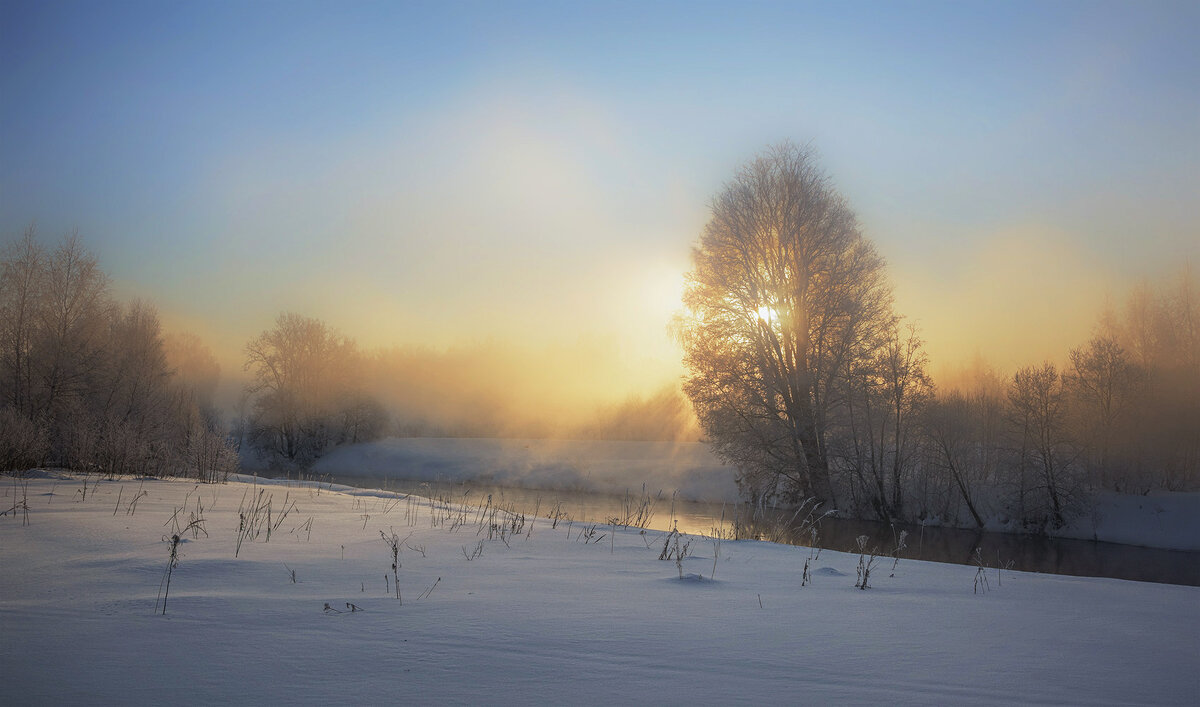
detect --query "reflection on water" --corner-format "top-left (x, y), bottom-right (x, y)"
top-left (287, 472), bottom-right (1200, 587)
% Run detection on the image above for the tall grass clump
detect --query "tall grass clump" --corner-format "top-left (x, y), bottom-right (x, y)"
top-left (854, 535), bottom-right (880, 590)
top-left (380, 529), bottom-right (410, 602)
top-left (234, 488), bottom-right (293, 556)
top-left (972, 547), bottom-right (991, 594)
top-left (3, 476), bottom-right (31, 525)
top-left (889, 527), bottom-right (908, 577)
top-left (155, 516), bottom-right (205, 615)
top-left (659, 526), bottom-right (692, 579)
top-left (612, 484), bottom-right (661, 529)
top-left (732, 497), bottom-right (830, 545)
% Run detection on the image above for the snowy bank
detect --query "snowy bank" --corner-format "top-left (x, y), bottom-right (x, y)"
top-left (2, 473), bottom-right (1197, 705)
top-left (1059, 490), bottom-right (1200, 552)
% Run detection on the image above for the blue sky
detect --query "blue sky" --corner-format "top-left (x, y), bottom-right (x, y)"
top-left (2, 0), bottom-right (1197, 388)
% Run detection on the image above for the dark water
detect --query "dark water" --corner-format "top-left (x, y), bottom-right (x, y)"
top-left (809, 515), bottom-right (1200, 587)
top-left (284, 471), bottom-right (1200, 587)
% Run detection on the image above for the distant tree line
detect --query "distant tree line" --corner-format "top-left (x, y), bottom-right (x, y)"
top-left (356, 344), bottom-right (701, 441)
top-left (0, 227), bottom-right (715, 478)
top-left (0, 228), bottom-right (237, 480)
top-left (235, 317), bottom-right (702, 469)
top-left (678, 144), bottom-right (1199, 532)
top-left (575, 385), bottom-right (702, 442)
top-left (914, 273), bottom-right (1199, 530)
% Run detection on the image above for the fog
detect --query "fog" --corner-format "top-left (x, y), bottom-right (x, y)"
top-left (892, 225), bottom-right (1132, 379)
top-left (191, 237), bottom-right (1185, 446)
top-left (358, 341), bottom-right (697, 441)
top-left (196, 244), bottom-right (1182, 447)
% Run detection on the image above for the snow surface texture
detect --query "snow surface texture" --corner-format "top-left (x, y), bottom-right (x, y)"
top-left (311, 437), bottom-right (741, 503)
top-left (3, 473), bottom-right (1197, 705)
top-left (1059, 491), bottom-right (1200, 551)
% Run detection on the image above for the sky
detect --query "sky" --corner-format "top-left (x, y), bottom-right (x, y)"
top-left (2, 0), bottom-right (1197, 398)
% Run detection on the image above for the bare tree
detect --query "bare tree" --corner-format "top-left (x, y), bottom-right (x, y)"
top-left (677, 143), bottom-right (894, 507)
top-left (0, 225), bottom-right (45, 415)
top-left (99, 300), bottom-right (171, 427)
top-left (32, 234), bottom-right (112, 430)
top-left (834, 320), bottom-right (932, 520)
top-left (877, 322), bottom-right (932, 519)
top-left (335, 391), bottom-right (389, 445)
top-left (243, 313), bottom-right (385, 468)
top-left (925, 392), bottom-right (987, 527)
top-left (164, 331), bottom-right (221, 422)
top-left (84, 300), bottom-right (174, 477)
top-left (1102, 269), bottom-right (1200, 491)
top-left (577, 385), bottom-right (701, 442)
top-left (1007, 363), bottom-right (1081, 529)
top-left (1, 229), bottom-right (238, 481)
top-left (1120, 281), bottom-right (1158, 370)
top-left (1066, 335), bottom-right (1139, 489)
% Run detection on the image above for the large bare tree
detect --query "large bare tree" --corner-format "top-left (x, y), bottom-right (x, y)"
top-left (677, 144), bottom-right (894, 507)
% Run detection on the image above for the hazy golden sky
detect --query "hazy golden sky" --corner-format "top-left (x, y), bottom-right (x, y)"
top-left (3, 2), bottom-right (1197, 401)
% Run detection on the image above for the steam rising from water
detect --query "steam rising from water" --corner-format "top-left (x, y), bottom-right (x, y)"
top-left (310, 437), bottom-right (738, 503)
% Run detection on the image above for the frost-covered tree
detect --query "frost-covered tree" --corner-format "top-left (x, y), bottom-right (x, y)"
top-left (1066, 335), bottom-right (1139, 489)
top-left (31, 234), bottom-right (113, 429)
top-left (0, 229), bottom-right (235, 480)
top-left (0, 226), bottom-right (45, 414)
top-left (835, 321), bottom-right (932, 521)
top-left (924, 392), bottom-right (989, 528)
top-left (243, 313), bottom-right (386, 468)
top-left (677, 143), bottom-right (895, 507)
top-left (1007, 363), bottom-right (1081, 529)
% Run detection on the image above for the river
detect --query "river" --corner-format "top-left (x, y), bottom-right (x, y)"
top-left (281, 470), bottom-right (1200, 587)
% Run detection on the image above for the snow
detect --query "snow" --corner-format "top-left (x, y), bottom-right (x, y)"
top-left (3, 472), bottom-right (1197, 705)
top-left (1060, 490), bottom-right (1200, 552)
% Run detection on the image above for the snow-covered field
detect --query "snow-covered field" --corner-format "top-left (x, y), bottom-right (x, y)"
top-left (3, 472), bottom-right (1197, 705)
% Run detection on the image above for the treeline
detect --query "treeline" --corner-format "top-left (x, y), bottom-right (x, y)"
top-left (2, 229), bottom-right (700, 477)
top-left (0, 229), bottom-right (236, 480)
top-left (236, 315), bottom-right (701, 470)
top-left (678, 144), bottom-right (1197, 533)
top-left (361, 344), bottom-right (699, 441)
top-left (827, 270), bottom-right (1199, 531)
top-left (11, 225), bottom-right (1193, 530)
